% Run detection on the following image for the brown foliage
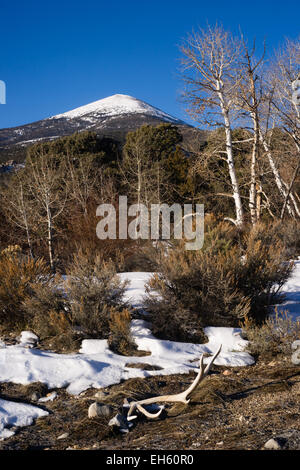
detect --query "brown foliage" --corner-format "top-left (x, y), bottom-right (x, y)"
top-left (242, 307), bottom-right (300, 360)
top-left (65, 248), bottom-right (129, 337)
top-left (0, 249), bottom-right (49, 330)
top-left (22, 280), bottom-right (71, 340)
top-left (144, 218), bottom-right (293, 342)
top-left (108, 308), bottom-right (136, 355)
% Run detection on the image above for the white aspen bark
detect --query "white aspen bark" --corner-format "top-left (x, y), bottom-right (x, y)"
top-left (157, 164), bottom-right (161, 205)
top-left (137, 158), bottom-right (141, 208)
top-left (281, 139), bottom-right (300, 219)
top-left (135, 156), bottom-right (142, 238)
top-left (283, 137), bottom-right (300, 217)
top-left (280, 159), bottom-right (300, 219)
top-left (282, 181), bottom-right (300, 217)
top-left (249, 111), bottom-right (259, 224)
top-left (217, 86), bottom-right (244, 226)
top-left (259, 129), bottom-right (295, 218)
top-left (256, 178), bottom-right (263, 221)
top-left (19, 183), bottom-right (34, 258)
top-left (46, 201), bottom-right (54, 272)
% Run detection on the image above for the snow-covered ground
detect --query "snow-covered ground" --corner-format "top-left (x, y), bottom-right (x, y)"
top-left (1, 265), bottom-right (299, 440)
top-left (0, 319), bottom-right (253, 396)
top-left (0, 399), bottom-right (48, 440)
top-left (119, 271), bottom-right (153, 308)
top-left (276, 259), bottom-right (300, 322)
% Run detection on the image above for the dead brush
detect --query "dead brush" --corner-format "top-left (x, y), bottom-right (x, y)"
top-left (65, 248), bottom-right (129, 338)
top-left (144, 219), bottom-right (293, 342)
top-left (22, 280), bottom-right (72, 339)
top-left (0, 248), bottom-right (50, 330)
top-left (242, 307), bottom-right (300, 360)
top-left (108, 308), bottom-right (137, 355)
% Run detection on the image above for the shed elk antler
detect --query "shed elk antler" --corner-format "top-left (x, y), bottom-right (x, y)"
top-left (126, 344), bottom-right (222, 421)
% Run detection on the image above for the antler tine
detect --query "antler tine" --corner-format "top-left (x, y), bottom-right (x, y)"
top-left (126, 344), bottom-right (222, 422)
top-left (127, 403), bottom-right (164, 421)
top-left (179, 345), bottom-right (222, 401)
top-left (203, 344), bottom-right (222, 377)
top-left (127, 402), bottom-right (138, 420)
top-left (136, 404), bottom-right (164, 419)
top-left (179, 353), bottom-right (205, 402)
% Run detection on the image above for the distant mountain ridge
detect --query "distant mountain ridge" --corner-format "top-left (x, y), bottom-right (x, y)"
top-left (51, 94), bottom-right (184, 123)
top-left (0, 94), bottom-right (209, 165)
top-left (0, 94), bottom-right (191, 160)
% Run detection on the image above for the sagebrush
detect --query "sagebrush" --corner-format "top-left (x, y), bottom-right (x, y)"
top-left (145, 218), bottom-right (293, 342)
top-left (108, 308), bottom-right (136, 355)
top-left (65, 248), bottom-right (129, 337)
top-left (0, 248), bottom-right (50, 330)
top-left (242, 308), bottom-right (300, 360)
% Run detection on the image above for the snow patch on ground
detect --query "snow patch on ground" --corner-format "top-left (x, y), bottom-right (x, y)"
top-left (276, 260), bottom-right (300, 322)
top-left (119, 272), bottom-right (153, 308)
top-left (18, 331), bottom-right (39, 348)
top-left (0, 272), bottom-right (254, 402)
top-left (0, 320), bottom-right (254, 399)
top-left (0, 399), bottom-right (48, 440)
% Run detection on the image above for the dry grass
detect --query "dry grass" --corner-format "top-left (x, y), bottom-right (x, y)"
top-left (242, 308), bottom-right (300, 361)
top-left (0, 358), bottom-right (299, 450)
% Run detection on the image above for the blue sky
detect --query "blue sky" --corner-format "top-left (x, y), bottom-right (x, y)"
top-left (0, 0), bottom-right (299, 129)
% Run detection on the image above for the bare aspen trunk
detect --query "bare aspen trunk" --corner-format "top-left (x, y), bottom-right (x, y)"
top-left (46, 203), bottom-right (55, 272)
top-left (256, 179), bottom-right (262, 221)
top-left (137, 158), bottom-right (141, 208)
top-left (259, 129), bottom-right (296, 218)
top-left (135, 157), bottom-right (142, 239)
top-left (282, 137), bottom-right (300, 217)
top-left (249, 111), bottom-right (260, 224)
top-left (238, 38), bottom-right (264, 225)
top-left (281, 181), bottom-right (300, 217)
top-left (223, 114), bottom-right (244, 226)
top-left (24, 218), bottom-right (33, 259)
top-left (218, 87), bottom-right (244, 226)
top-left (19, 184), bottom-right (34, 258)
top-left (281, 141), bottom-right (300, 219)
top-left (280, 161), bottom-right (300, 220)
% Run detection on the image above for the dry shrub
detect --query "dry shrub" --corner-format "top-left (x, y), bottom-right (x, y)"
top-left (242, 308), bottom-right (300, 360)
top-left (1, 244), bottom-right (22, 256)
top-left (48, 310), bottom-right (71, 334)
top-left (57, 199), bottom-right (136, 271)
top-left (145, 219), bottom-right (293, 342)
top-left (0, 249), bottom-right (49, 331)
top-left (144, 293), bottom-right (208, 343)
top-left (66, 248), bottom-right (129, 337)
top-left (22, 281), bottom-right (72, 339)
top-left (108, 308), bottom-right (136, 355)
top-left (1, 247), bottom-right (131, 350)
top-left (249, 220), bottom-right (300, 260)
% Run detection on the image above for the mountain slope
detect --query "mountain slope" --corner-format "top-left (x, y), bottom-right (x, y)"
top-left (52, 94), bottom-right (183, 123)
top-left (0, 94), bottom-right (190, 162)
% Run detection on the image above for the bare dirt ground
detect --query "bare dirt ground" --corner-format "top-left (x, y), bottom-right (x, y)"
top-left (0, 357), bottom-right (299, 451)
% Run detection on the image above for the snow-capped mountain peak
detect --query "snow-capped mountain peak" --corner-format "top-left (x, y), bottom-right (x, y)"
top-left (0, 94), bottom-right (191, 158)
top-left (51, 94), bottom-right (182, 124)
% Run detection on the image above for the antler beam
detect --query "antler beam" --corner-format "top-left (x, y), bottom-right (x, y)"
top-left (126, 344), bottom-right (222, 420)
